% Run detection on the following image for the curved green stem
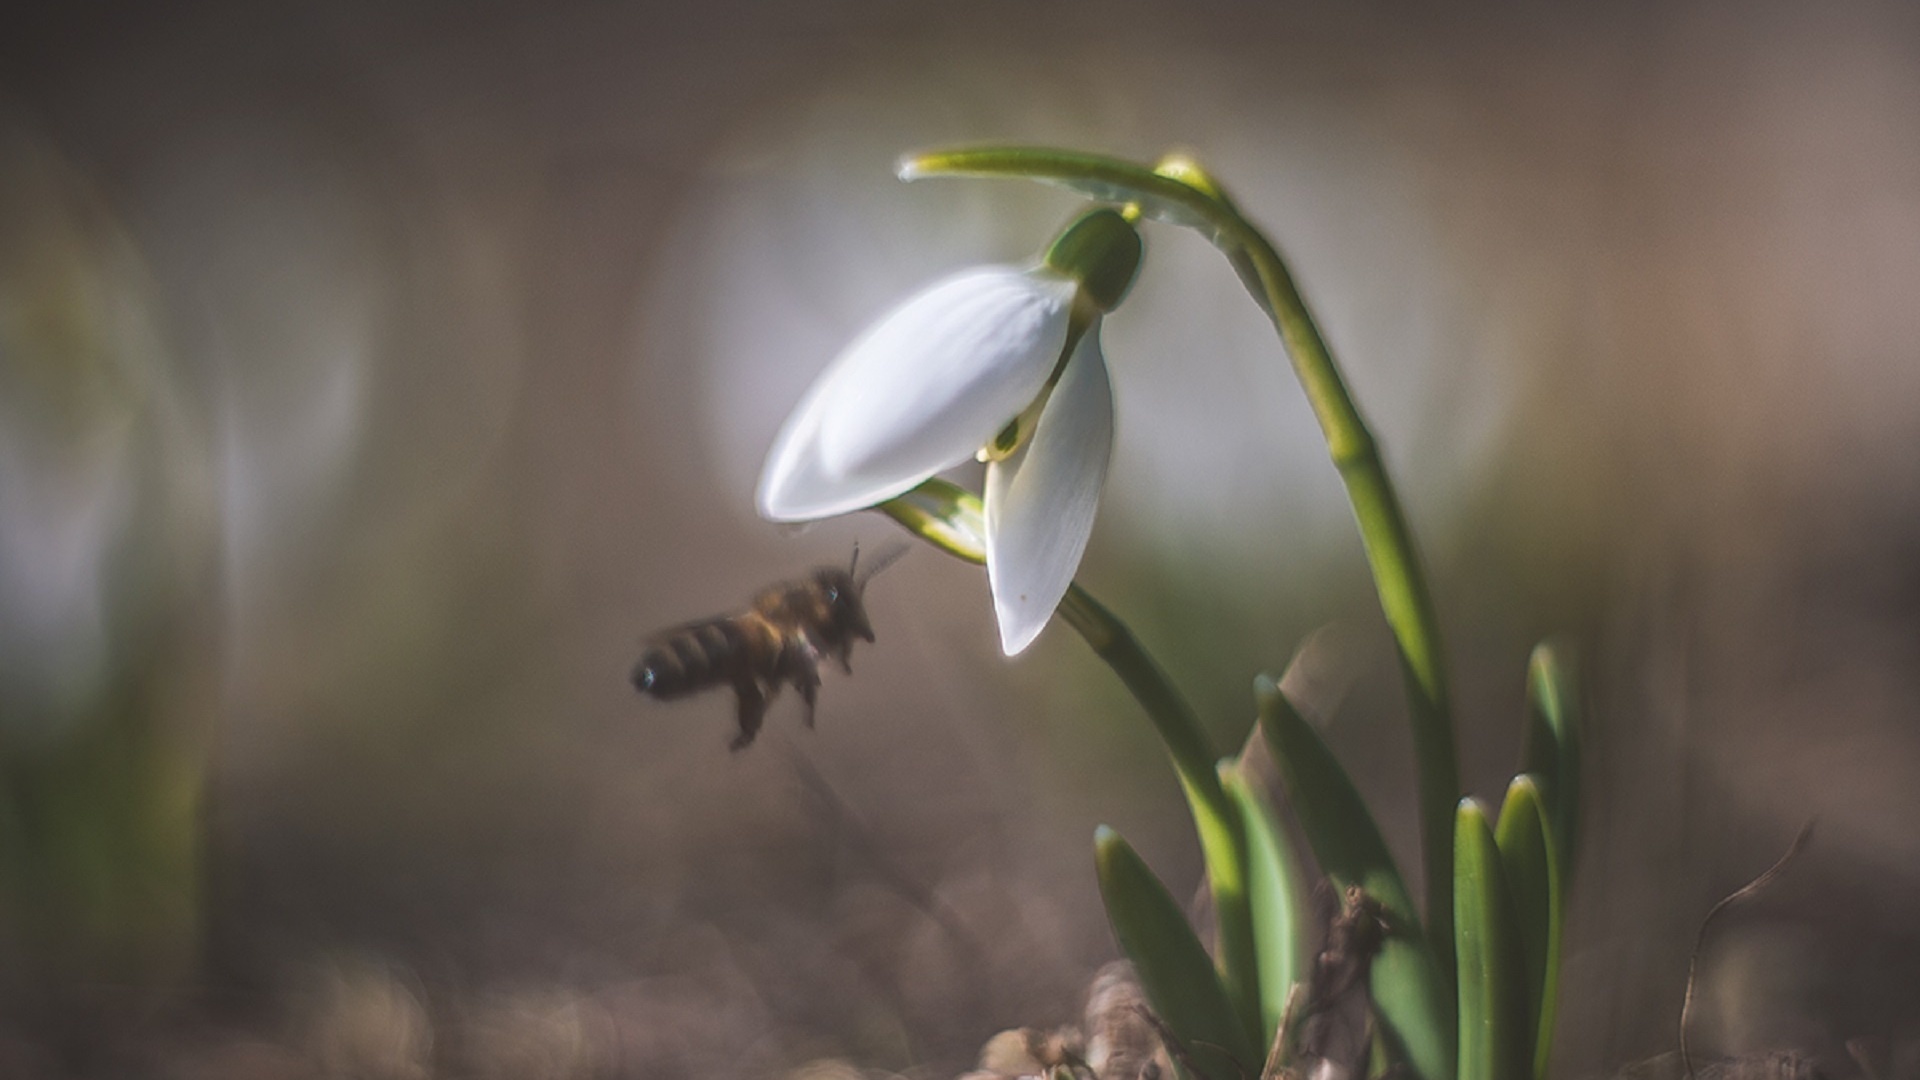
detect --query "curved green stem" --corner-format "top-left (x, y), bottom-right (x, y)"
top-left (1058, 585), bottom-right (1260, 1044)
top-left (878, 480), bottom-right (1261, 1048)
top-left (901, 147), bottom-right (1460, 977)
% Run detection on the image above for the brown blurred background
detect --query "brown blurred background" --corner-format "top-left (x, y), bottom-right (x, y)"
top-left (2, 1), bottom-right (1919, 1077)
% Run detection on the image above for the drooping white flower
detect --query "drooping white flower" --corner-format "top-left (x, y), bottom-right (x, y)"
top-left (757, 266), bottom-right (1075, 521)
top-left (757, 209), bottom-right (1141, 655)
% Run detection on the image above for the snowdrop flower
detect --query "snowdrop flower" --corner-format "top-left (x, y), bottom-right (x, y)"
top-left (758, 209), bottom-right (1142, 655)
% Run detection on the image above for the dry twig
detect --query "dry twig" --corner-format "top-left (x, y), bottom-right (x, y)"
top-left (1680, 823), bottom-right (1814, 1080)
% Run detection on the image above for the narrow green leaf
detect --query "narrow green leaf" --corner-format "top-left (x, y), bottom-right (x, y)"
top-left (1521, 643), bottom-right (1581, 873)
top-left (1256, 676), bottom-right (1454, 1080)
top-left (1221, 762), bottom-right (1308, 1051)
top-left (1494, 778), bottom-right (1562, 1080)
top-left (1094, 827), bottom-right (1261, 1080)
top-left (1455, 800), bottom-right (1530, 1080)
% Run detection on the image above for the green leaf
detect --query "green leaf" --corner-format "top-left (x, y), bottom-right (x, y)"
top-left (1094, 826), bottom-right (1261, 1080)
top-left (1494, 778), bottom-right (1562, 1080)
top-left (1256, 676), bottom-right (1455, 1080)
top-left (1521, 643), bottom-right (1581, 872)
top-left (1221, 763), bottom-right (1308, 1052)
top-left (1455, 800), bottom-right (1530, 1080)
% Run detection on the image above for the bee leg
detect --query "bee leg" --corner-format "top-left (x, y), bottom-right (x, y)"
top-left (796, 666), bottom-right (820, 729)
top-left (774, 637), bottom-right (822, 729)
top-left (729, 677), bottom-right (768, 751)
top-left (772, 642), bottom-right (821, 730)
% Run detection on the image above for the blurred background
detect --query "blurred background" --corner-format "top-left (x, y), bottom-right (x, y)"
top-left (2, 1), bottom-right (1919, 1077)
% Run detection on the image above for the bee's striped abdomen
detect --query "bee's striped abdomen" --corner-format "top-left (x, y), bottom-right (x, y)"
top-left (632, 619), bottom-right (742, 699)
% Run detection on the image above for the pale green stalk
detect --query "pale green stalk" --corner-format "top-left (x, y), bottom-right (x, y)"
top-left (1494, 777), bottom-right (1563, 1080)
top-left (900, 147), bottom-right (1460, 977)
top-left (1455, 800), bottom-right (1530, 1080)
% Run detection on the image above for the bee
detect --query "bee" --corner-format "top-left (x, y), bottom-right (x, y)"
top-left (630, 545), bottom-right (903, 750)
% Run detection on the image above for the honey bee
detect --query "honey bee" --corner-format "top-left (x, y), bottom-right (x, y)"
top-left (630, 545), bottom-right (903, 750)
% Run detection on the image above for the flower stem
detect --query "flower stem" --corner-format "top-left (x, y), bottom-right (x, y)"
top-left (1199, 184), bottom-right (1460, 988)
top-left (876, 481), bottom-right (1262, 1047)
top-left (1058, 585), bottom-right (1261, 1045)
top-left (900, 147), bottom-right (1461, 985)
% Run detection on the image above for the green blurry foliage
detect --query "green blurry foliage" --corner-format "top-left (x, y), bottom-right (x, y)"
top-left (0, 122), bottom-right (215, 993)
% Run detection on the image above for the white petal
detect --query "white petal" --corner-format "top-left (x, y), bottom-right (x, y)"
top-left (984, 327), bottom-right (1114, 655)
top-left (758, 266), bottom-right (1074, 521)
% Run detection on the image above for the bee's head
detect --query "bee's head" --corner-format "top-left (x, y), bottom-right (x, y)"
top-left (812, 566), bottom-right (874, 643)
top-left (818, 542), bottom-right (905, 645)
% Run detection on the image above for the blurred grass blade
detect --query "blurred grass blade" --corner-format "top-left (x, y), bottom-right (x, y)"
top-left (1521, 643), bottom-right (1580, 871)
top-left (1493, 777), bottom-right (1562, 1080)
top-left (1455, 800), bottom-right (1530, 1080)
top-left (1094, 827), bottom-right (1261, 1080)
top-left (1256, 676), bottom-right (1454, 1080)
top-left (1221, 762), bottom-right (1307, 1050)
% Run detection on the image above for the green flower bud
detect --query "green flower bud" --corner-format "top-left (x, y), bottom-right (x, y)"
top-left (1042, 208), bottom-right (1143, 312)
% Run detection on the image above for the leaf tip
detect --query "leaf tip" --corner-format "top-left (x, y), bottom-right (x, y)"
top-left (1528, 638), bottom-right (1575, 676)
top-left (1253, 671), bottom-right (1281, 702)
